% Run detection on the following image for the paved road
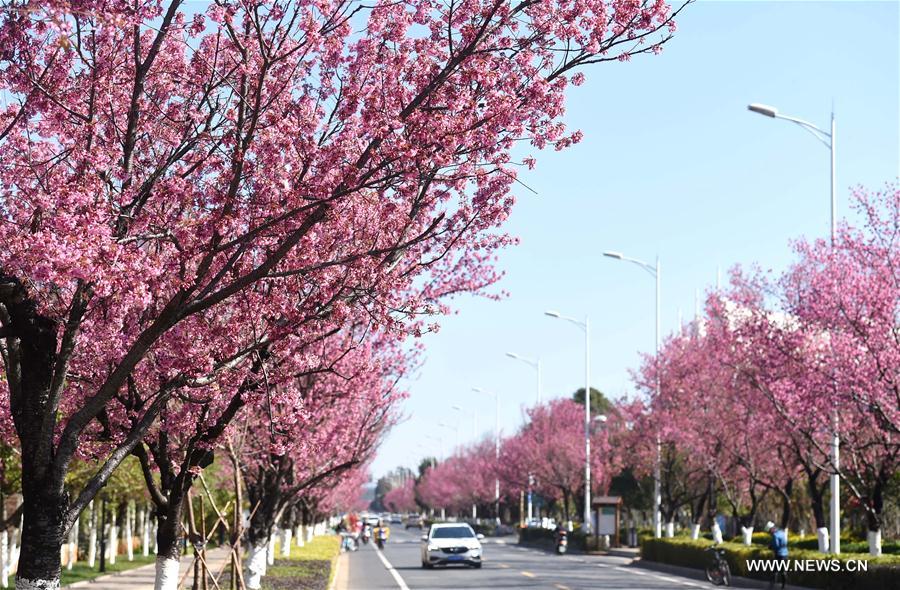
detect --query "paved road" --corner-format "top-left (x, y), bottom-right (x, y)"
top-left (343, 527), bottom-right (712, 590)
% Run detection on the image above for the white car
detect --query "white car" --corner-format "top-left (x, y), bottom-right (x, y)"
top-left (421, 523), bottom-right (484, 569)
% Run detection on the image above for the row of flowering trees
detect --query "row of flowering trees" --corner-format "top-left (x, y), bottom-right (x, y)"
top-left (410, 397), bottom-right (623, 524)
top-left (0, 0), bottom-right (682, 588)
top-left (391, 185), bottom-right (899, 559)
top-left (627, 185), bottom-right (900, 556)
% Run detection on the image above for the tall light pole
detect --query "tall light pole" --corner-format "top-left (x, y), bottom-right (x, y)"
top-left (747, 102), bottom-right (839, 554)
top-left (505, 352), bottom-right (542, 522)
top-left (603, 251), bottom-right (662, 538)
top-left (505, 352), bottom-right (542, 404)
top-left (451, 405), bottom-right (477, 440)
top-left (426, 435), bottom-right (444, 460)
top-left (544, 311), bottom-right (592, 533)
top-left (473, 387), bottom-right (501, 524)
top-left (438, 422), bottom-right (459, 453)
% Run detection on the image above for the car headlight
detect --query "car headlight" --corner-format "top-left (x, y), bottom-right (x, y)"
top-left (427, 544), bottom-right (440, 552)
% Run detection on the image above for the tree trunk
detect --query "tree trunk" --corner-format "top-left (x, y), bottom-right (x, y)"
top-left (140, 507), bottom-right (150, 557)
top-left (245, 486), bottom-right (281, 590)
top-left (98, 501), bottom-right (108, 574)
top-left (779, 479), bottom-right (793, 530)
top-left (15, 490), bottom-right (65, 590)
top-left (107, 504), bottom-right (120, 566)
top-left (87, 502), bottom-right (97, 569)
top-left (1, 517), bottom-right (8, 588)
top-left (866, 478), bottom-right (885, 557)
top-left (65, 516), bottom-right (79, 571)
top-left (279, 527), bottom-right (291, 558)
top-left (805, 471), bottom-right (829, 552)
top-left (125, 502), bottom-right (134, 562)
top-left (154, 495), bottom-right (186, 590)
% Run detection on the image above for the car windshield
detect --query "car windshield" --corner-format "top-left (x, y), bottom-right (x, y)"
top-left (431, 526), bottom-right (475, 539)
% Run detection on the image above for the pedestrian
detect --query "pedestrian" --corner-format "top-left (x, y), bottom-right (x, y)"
top-left (765, 521), bottom-right (788, 590)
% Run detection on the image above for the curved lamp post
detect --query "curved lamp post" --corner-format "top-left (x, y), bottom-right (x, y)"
top-left (544, 311), bottom-right (593, 534)
top-left (602, 251), bottom-right (662, 539)
top-left (747, 101), bottom-right (839, 554)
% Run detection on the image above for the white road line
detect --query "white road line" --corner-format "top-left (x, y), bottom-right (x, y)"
top-left (374, 547), bottom-right (410, 590)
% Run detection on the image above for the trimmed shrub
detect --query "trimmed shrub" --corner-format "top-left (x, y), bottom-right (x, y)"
top-left (640, 537), bottom-right (900, 590)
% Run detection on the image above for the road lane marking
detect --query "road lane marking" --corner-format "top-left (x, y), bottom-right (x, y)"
top-left (521, 571), bottom-right (536, 578)
top-left (554, 585), bottom-right (571, 590)
top-left (373, 546), bottom-right (410, 590)
top-left (498, 563), bottom-right (510, 569)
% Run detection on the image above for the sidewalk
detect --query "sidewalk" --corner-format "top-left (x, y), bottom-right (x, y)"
top-left (64, 547), bottom-right (231, 589)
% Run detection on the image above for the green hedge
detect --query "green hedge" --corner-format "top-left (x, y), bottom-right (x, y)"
top-left (640, 537), bottom-right (900, 590)
top-left (518, 526), bottom-right (598, 551)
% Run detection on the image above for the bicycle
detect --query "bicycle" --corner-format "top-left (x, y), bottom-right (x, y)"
top-left (705, 545), bottom-right (731, 586)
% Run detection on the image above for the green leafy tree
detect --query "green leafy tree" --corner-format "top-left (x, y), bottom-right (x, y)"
top-left (572, 387), bottom-right (615, 417)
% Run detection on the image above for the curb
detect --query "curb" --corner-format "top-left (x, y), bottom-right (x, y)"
top-left (329, 548), bottom-right (350, 590)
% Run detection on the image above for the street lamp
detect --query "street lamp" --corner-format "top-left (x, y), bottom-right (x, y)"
top-left (425, 435), bottom-right (444, 460)
top-left (505, 352), bottom-right (542, 404)
top-left (603, 251), bottom-right (662, 539)
top-left (473, 387), bottom-right (501, 525)
top-left (438, 422), bottom-right (459, 453)
top-left (747, 101), bottom-right (839, 554)
top-left (746, 103), bottom-right (835, 241)
top-left (505, 352), bottom-right (543, 523)
top-left (544, 310), bottom-right (593, 534)
top-left (451, 405), bottom-right (477, 440)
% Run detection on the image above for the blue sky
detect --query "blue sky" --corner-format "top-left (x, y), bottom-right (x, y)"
top-left (371, 0), bottom-right (900, 478)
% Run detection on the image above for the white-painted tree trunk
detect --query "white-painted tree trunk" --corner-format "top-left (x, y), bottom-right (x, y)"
top-left (294, 525), bottom-right (304, 547)
top-left (280, 528), bottom-right (292, 557)
top-left (266, 533), bottom-right (275, 566)
top-left (153, 556), bottom-right (180, 590)
top-left (87, 501), bottom-right (97, 568)
top-left (690, 524), bottom-right (700, 540)
top-left (66, 517), bottom-right (79, 570)
top-left (142, 508), bottom-right (151, 557)
top-left (868, 529), bottom-right (882, 556)
top-left (711, 520), bottom-right (723, 544)
top-left (9, 524), bottom-right (18, 574)
top-left (815, 527), bottom-right (829, 553)
top-left (306, 525), bottom-right (314, 543)
top-left (14, 578), bottom-right (60, 589)
top-left (741, 526), bottom-right (754, 546)
top-left (664, 521), bottom-right (675, 538)
top-left (125, 503), bottom-right (134, 561)
top-left (1, 528), bottom-right (8, 588)
top-left (108, 520), bottom-right (118, 565)
top-left (245, 543), bottom-right (268, 590)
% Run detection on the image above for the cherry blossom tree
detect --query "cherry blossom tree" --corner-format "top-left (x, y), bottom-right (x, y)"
top-left (416, 440), bottom-right (498, 518)
top-left (383, 478), bottom-right (418, 514)
top-left (767, 184), bottom-right (900, 555)
top-left (234, 337), bottom-right (404, 589)
top-left (499, 398), bottom-right (619, 524)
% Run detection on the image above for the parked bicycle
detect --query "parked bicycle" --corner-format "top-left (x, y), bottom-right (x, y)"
top-left (705, 545), bottom-right (731, 586)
